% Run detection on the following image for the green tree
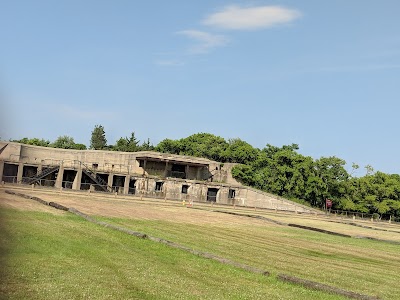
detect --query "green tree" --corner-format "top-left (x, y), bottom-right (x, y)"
top-left (90, 125), bottom-right (107, 150)
top-left (155, 138), bottom-right (181, 154)
top-left (52, 136), bottom-right (74, 149)
top-left (51, 136), bottom-right (87, 150)
top-left (73, 143), bottom-right (87, 150)
top-left (178, 133), bottom-right (228, 161)
top-left (222, 138), bottom-right (259, 164)
top-left (113, 132), bottom-right (140, 152)
top-left (12, 137), bottom-right (50, 147)
top-left (138, 138), bottom-right (154, 151)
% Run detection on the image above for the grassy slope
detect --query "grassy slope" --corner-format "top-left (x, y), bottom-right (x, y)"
top-left (98, 215), bottom-right (399, 300)
top-left (0, 208), bottom-right (345, 300)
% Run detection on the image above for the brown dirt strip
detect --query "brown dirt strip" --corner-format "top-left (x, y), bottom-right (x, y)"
top-left (4, 189), bottom-right (382, 300)
top-left (277, 274), bottom-right (380, 300)
top-left (191, 207), bottom-right (286, 225)
top-left (189, 206), bottom-right (400, 245)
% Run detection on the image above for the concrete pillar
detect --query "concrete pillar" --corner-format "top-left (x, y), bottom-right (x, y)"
top-left (37, 163), bottom-right (43, 175)
top-left (164, 161), bottom-right (169, 178)
top-left (185, 165), bottom-right (190, 179)
top-left (123, 175), bottom-right (130, 195)
top-left (196, 167), bottom-right (201, 180)
top-left (108, 173), bottom-right (113, 191)
top-left (72, 166), bottom-right (82, 190)
top-left (55, 163), bottom-right (64, 188)
top-left (17, 162), bottom-right (24, 183)
top-left (142, 159), bottom-right (147, 176)
top-left (0, 160), bottom-right (4, 183)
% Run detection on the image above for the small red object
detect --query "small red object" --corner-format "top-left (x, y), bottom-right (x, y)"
top-left (326, 199), bottom-right (333, 208)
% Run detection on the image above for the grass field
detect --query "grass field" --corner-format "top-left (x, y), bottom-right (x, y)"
top-left (1, 187), bottom-right (399, 299)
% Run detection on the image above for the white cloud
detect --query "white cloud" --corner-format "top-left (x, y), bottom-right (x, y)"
top-left (203, 5), bottom-right (301, 30)
top-left (177, 30), bottom-right (229, 54)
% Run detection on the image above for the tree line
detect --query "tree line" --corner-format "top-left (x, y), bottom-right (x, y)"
top-left (10, 127), bottom-right (400, 219)
top-left (12, 125), bottom-right (154, 152)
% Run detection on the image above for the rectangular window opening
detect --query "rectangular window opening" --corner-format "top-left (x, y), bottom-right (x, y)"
top-left (155, 181), bottom-right (163, 191)
top-left (181, 184), bottom-right (189, 194)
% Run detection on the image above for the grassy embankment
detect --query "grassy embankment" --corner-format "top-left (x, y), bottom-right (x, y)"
top-left (2, 188), bottom-right (399, 299)
top-left (0, 205), bottom-right (345, 299)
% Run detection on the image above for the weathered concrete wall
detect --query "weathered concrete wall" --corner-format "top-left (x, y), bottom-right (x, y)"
top-left (0, 142), bottom-right (317, 214)
top-left (0, 143), bottom-right (214, 179)
top-left (0, 142), bottom-right (21, 163)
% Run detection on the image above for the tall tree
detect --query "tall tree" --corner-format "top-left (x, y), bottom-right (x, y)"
top-left (90, 125), bottom-right (107, 150)
top-left (113, 132), bottom-right (140, 152)
top-left (139, 138), bottom-right (154, 151)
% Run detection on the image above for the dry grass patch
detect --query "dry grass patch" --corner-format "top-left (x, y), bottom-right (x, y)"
top-left (2, 187), bottom-right (399, 299)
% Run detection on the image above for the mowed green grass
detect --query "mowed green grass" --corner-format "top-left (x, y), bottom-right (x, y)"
top-left (98, 214), bottom-right (400, 300)
top-left (0, 207), bottom-right (347, 300)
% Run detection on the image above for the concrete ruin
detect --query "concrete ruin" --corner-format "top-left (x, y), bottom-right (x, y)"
top-left (0, 142), bottom-right (316, 213)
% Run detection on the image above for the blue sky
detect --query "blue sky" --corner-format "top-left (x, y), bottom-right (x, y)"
top-left (1, 1), bottom-right (399, 175)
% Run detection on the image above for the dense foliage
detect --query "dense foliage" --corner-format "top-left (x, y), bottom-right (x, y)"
top-left (155, 134), bottom-right (400, 219)
top-left (9, 128), bottom-right (400, 218)
top-left (90, 125), bottom-right (107, 150)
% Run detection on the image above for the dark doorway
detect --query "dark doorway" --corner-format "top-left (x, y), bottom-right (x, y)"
top-left (171, 164), bottom-right (186, 179)
top-left (155, 181), bottom-right (163, 191)
top-left (129, 179), bottom-right (136, 194)
top-left (228, 189), bottom-right (236, 199)
top-left (207, 188), bottom-right (219, 202)
top-left (22, 166), bottom-right (38, 182)
top-left (62, 170), bottom-right (77, 189)
top-left (181, 184), bottom-right (189, 194)
top-left (80, 172), bottom-right (109, 192)
top-left (3, 163), bottom-right (18, 183)
top-left (113, 175), bottom-right (125, 193)
top-left (80, 172), bottom-right (92, 190)
top-left (96, 173), bottom-right (109, 191)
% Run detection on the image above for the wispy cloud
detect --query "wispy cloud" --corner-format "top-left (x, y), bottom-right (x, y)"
top-left (203, 5), bottom-right (301, 30)
top-left (177, 30), bottom-right (229, 54)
